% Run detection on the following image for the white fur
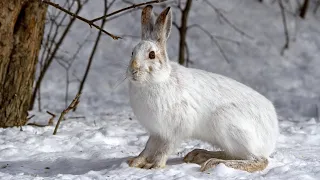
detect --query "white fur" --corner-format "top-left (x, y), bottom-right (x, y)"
top-left (127, 6), bottom-right (279, 167)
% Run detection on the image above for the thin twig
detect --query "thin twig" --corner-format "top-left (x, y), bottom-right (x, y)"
top-left (74, 0), bottom-right (112, 112)
top-left (106, 9), bottom-right (136, 22)
top-left (27, 123), bottom-right (48, 128)
top-left (116, 34), bottom-right (140, 39)
top-left (55, 36), bottom-right (90, 109)
top-left (30, 0), bottom-right (85, 110)
top-left (53, 93), bottom-right (81, 135)
top-left (27, 115), bottom-right (35, 120)
top-left (46, 111), bottom-right (56, 117)
top-left (172, 21), bottom-right (180, 30)
top-left (37, 84), bottom-right (41, 112)
top-left (47, 111), bottom-right (56, 126)
top-left (188, 24), bottom-right (241, 45)
top-left (203, 0), bottom-right (253, 39)
top-left (279, 0), bottom-right (290, 55)
top-left (211, 36), bottom-right (230, 64)
top-left (91, 0), bottom-right (168, 23)
top-left (316, 104), bottom-right (319, 123)
top-left (26, 111), bottom-right (56, 127)
top-left (185, 41), bottom-right (191, 67)
top-left (42, 0), bottom-right (121, 40)
top-left (188, 24), bottom-right (230, 63)
top-left (68, 116), bottom-right (85, 119)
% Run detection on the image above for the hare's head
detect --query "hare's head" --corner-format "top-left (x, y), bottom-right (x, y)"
top-left (127, 5), bottom-right (172, 84)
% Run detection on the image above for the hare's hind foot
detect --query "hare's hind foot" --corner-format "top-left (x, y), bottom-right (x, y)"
top-left (183, 149), bottom-right (268, 172)
top-left (127, 156), bottom-right (148, 168)
top-left (200, 157), bottom-right (268, 172)
top-left (127, 156), bottom-right (166, 169)
top-left (184, 149), bottom-right (230, 165)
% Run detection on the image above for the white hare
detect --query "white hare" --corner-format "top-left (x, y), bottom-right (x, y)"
top-left (127, 5), bottom-right (278, 172)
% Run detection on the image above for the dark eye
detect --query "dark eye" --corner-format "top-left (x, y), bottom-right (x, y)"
top-left (149, 51), bottom-right (155, 59)
top-left (131, 52), bottom-right (133, 56)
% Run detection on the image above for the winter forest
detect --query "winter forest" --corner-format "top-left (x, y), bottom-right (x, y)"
top-left (0, 0), bottom-right (320, 179)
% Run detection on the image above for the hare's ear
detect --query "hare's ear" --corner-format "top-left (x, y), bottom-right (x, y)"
top-left (154, 7), bottom-right (172, 43)
top-left (141, 5), bottom-right (155, 40)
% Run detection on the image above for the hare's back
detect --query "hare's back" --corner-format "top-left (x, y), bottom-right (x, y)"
top-left (171, 63), bottom-right (278, 156)
top-left (171, 62), bottom-right (270, 105)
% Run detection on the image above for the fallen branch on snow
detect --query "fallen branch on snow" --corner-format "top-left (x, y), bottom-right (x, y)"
top-left (26, 111), bottom-right (56, 127)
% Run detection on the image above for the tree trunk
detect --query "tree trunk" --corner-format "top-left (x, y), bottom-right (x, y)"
top-left (0, 0), bottom-right (47, 127)
top-left (178, 0), bottom-right (192, 65)
top-left (299, 0), bottom-right (309, 19)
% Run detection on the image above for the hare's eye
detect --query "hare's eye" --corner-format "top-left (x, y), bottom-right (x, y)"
top-left (131, 52), bottom-right (133, 56)
top-left (149, 51), bottom-right (155, 59)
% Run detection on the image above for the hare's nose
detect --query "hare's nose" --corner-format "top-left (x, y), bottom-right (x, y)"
top-left (131, 60), bottom-right (139, 70)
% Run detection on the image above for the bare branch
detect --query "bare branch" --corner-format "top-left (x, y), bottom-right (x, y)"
top-left (172, 21), bottom-right (180, 30)
top-left (116, 34), bottom-right (140, 39)
top-left (53, 93), bottom-right (81, 135)
top-left (68, 116), bottom-right (85, 119)
top-left (188, 24), bottom-right (231, 63)
top-left (47, 111), bottom-right (56, 117)
top-left (106, 9), bottom-right (136, 22)
top-left (91, 0), bottom-right (168, 23)
top-left (56, 37), bottom-right (89, 108)
top-left (279, 0), bottom-right (290, 55)
top-left (47, 111), bottom-right (56, 126)
top-left (27, 115), bottom-right (35, 120)
top-left (203, 0), bottom-right (253, 39)
top-left (36, 1), bottom-right (75, 111)
top-left (42, 0), bottom-right (121, 40)
top-left (185, 41), bottom-right (191, 67)
top-left (74, 0), bottom-right (111, 111)
top-left (210, 36), bottom-right (230, 64)
top-left (37, 87), bottom-right (41, 112)
top-left (188, 24), bottom-right (240, 45)
top-left (27, 123), bottom-right (48, 128)
top-left (26, 111), bottom-right (56, 128)
top-left (30, 0), bottom-right (85, 110)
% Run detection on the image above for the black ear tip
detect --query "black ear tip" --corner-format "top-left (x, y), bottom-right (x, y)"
top-left (165, 7), bottom-right (171, 15)
top-left (145, 5), bottom-right (153, 9)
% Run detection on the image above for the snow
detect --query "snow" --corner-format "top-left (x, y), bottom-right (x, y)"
top-left (0, 114), bottom-right (319, 179)
top-left (1, 0), bottom-right (320, 179)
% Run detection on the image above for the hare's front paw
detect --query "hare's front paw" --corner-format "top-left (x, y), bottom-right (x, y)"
top-left (127, 156), bottom-right (165, 169)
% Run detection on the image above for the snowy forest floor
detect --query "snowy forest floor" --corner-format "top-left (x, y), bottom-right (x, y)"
top-left (0, 110), bottom-right (319, 180)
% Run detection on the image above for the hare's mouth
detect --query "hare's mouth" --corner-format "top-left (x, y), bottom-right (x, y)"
top-left (131, 70), bottom-right (140, 81)
top-left (128, 74), bottom-right (139, 82)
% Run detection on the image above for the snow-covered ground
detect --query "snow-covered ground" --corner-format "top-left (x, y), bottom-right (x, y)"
top-left (0, 112), bottom-right (319, 179)
top-left (1, 0), bottom-right (320, 179)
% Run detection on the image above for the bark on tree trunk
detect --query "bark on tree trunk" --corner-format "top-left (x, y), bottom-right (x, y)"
top-left (0, 0), bottom-right (47, 127)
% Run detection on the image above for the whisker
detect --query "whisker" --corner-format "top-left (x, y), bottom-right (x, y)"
top-left (112, 74), bottom-right (128, 90)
